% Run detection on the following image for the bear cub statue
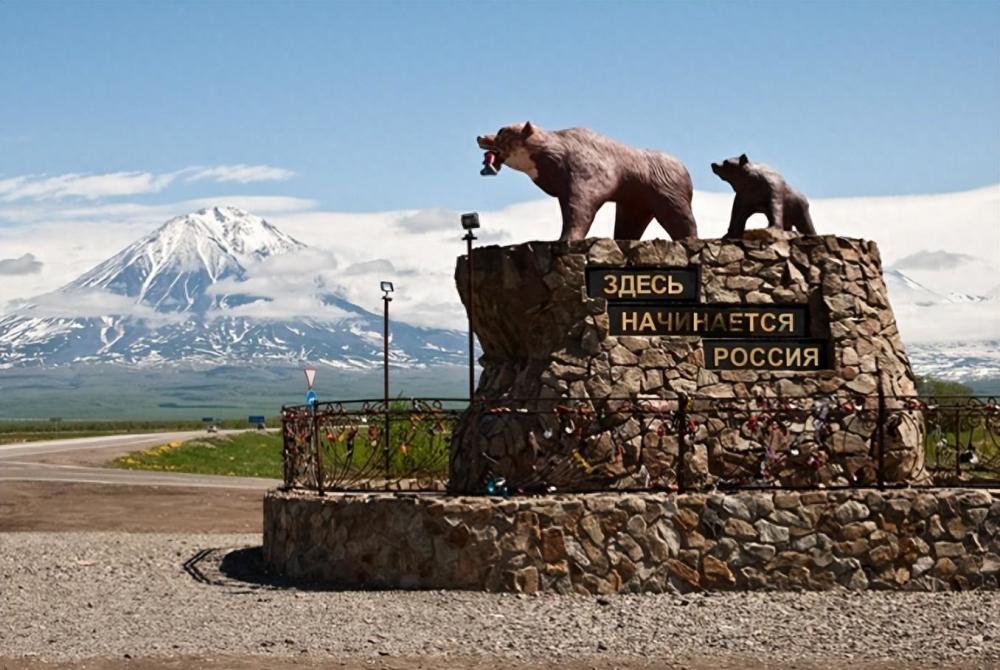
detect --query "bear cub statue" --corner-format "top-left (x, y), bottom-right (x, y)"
top-left (711, 154), bottom-right (816, 239)
top-left (477, 122), bottom-right (697, 242)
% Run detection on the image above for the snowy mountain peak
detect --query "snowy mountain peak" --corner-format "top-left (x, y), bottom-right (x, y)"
top-left (0, 207), bottom-right (465, 369)
top-left (65, 207), bottom-right (305, 311)
top-left (172, 206), bottom-right (305, 261)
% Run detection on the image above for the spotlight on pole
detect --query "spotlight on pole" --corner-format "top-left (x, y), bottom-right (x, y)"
top-left (461, 213), bottom-right (478, 401)
top-left (461, 212), bottom-right (480, 231)
top-left (380, 281), bottom-right (394, 296)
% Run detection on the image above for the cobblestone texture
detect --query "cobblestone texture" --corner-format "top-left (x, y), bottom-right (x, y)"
top-left (451, 233), bottom-right (921, 493)
top-left (264, 488), bottom-right (1000, 594)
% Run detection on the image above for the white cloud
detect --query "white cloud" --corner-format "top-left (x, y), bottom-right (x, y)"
top-left (0, 195), bottom-right (317, 226)
top-left (888, 251), bottom-right (999, 297)
top-left (0, 184), bottom-right (998, 342)
top-left (204, 249), bottom-right (350, 323)
top-left (9, 288), bottom-right (183, 324)
top-left (0, 164), bottom-right (295, 202)
top-left (396, 208), bottom-right (459, 234)
top-left (892, 301), bottom-right (1000, 344)
top-left (343, 259), bottom-right (396, 275)
top-left (0, 253), bottom-right (43, 275)
top-left (0, 171), bottom-right (176, 202)
top-left (892, 250), bottom-right (978, 271)
top-left (184, 164), bottom-right (295, 184)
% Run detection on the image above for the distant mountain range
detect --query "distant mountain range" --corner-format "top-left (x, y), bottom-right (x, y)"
top-left (0, 206), bottom-right (995, 389)
top-left (0, 207), bottom-right (466, 369)
top-left (882, 269), bottom-right (999, 307)
top-left (881, 269), bottom-right (999, 384)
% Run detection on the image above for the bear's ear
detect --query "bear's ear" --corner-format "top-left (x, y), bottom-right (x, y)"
top-left (522, 121), bottom-right (535, 137)
top-left (739, 153), bottom-right (749, 166)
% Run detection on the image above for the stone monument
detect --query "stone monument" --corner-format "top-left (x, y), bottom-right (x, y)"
top-left (450, 231), bottom-right (924, 494)
top-left (260, 127), bottom-right (992, 597)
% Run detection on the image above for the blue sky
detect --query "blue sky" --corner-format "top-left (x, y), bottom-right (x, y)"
top-left (1, 0), bottom-right (998, 214)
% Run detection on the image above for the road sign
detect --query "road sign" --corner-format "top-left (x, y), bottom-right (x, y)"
top-left (248, 415), bottom-right (266, 425)
top-left (201, 417), bottom-right (214, 423)
top-left (304, 367), bottom-right (317, 389)
top-left (305, 390), bottom-right (318, 406)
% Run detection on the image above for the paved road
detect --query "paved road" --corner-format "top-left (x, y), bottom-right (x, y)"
top-left (0, 431), bottom-right (278, 490)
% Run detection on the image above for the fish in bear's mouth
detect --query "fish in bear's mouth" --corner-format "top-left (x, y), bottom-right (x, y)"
top-left (476, 135), bottom-right (504, 175)
top-left (481, 151), bottom-right (501, 176)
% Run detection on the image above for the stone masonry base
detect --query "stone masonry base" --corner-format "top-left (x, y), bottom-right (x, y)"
top-left (263, 489), bottom-right (1000, 594)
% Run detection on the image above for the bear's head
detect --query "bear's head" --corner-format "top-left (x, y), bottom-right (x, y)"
top-left (476, 122), bottom-right (538, 176)
top-left (711, 153), bottom-right (750, 183)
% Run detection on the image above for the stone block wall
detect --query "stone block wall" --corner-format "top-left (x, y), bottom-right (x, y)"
top-left (451, 233), bottom-right (923, 493)
top-left (263, 488), bottom-right (999, 594)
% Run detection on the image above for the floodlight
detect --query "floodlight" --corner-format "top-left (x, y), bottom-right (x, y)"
top-left (461, 212), bottom-right (480, 230)
top-left (380, 281), bottom-right (394, 294)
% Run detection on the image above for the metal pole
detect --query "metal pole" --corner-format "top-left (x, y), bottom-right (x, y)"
top-left (954, 407), bottom-right (962, 480)
top-left (280, 408), bottom-right (290, 491)
top-left (313, 402), bottom-right (324, 496)
top-left (383, 294), bottom-right (391, 482)
top-left (876, 362), bottom-right (885, 490)
top-left (464, 230), bottom-right (477, 401)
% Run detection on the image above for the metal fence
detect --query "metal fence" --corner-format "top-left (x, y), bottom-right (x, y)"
top-left (280, 394), bottom-right (999, 495)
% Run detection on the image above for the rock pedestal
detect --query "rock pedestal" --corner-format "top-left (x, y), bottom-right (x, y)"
top-left (450, 232), bottom-right (922, 494)
top-left (263, 488), bottom-right (1000, 593)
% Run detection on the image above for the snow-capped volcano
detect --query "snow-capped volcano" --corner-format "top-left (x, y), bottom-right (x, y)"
top-left (0, 207), bottom-right (465, 369)
top-left (882, 269), bottom-right (945, 306)
top-left (69, 206), bottom-right (305, 313)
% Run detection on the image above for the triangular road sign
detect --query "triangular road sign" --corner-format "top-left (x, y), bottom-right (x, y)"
top-left (304, 367), bottom-right (317, 389)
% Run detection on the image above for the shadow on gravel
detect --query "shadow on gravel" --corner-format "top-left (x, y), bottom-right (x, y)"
top-left (186, 546), bottom-right (370, 592)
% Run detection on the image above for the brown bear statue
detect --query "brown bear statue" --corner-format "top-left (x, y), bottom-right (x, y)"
top-left (477, 122), bottom-right (697, 242)
top-left (711, 154), bottom-right (816, 239)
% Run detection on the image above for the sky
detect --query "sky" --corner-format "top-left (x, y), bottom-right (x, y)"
top-left (0, 1), bottom-right (998, 346)
top-left (1, 0), bottom-right (998, 213)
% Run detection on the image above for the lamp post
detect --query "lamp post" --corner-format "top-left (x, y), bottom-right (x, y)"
top-left (380, 281), bottom-right (394, 480)
top-left (461, 212), bottom-right (480, 401)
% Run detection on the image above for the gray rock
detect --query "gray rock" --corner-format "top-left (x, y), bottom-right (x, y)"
top-left (754, 519), bottom-right (790, 544)
top-left (834, 500), bottom-right (870, 524)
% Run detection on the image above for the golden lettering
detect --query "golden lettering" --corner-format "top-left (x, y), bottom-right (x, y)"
top-left (713, 347), bottom-right (730, 367)
top-left (768, 348), bottom-right (783, 367)
top-left (636, 274), bottom-right (652, 295)
top-left (803, 347), bottom-right (819, 367)
top-left (639, 311), bottom-right (655, 332)
top-left (617, 275), bottom-right (637, 297)
top-left (787, 347), bottom-right (801, 367)
top-left (730, 347), bottom-right (748, 367)
top-left (779, 313), bottom-right (795, 333)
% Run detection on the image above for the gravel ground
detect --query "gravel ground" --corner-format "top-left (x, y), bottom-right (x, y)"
top-left (1, 533), bottom-right (999, 668)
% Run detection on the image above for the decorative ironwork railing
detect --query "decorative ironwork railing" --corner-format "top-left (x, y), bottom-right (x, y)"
top-left (280, 394), bottom-right (999, 494)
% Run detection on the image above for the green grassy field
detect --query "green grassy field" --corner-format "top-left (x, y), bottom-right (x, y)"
top-left (112, 432), bottom-right (283, 478)
top-left (0, 418), bottom-right (269, 445)
top-left (112, 413), bottom-right (452, 480)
